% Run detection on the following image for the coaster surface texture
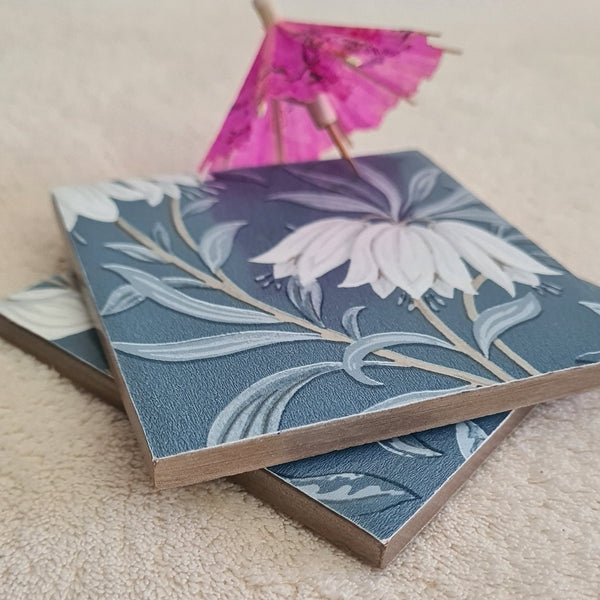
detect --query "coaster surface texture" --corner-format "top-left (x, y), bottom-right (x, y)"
top-left (52, 151), bottom-right (600, 486)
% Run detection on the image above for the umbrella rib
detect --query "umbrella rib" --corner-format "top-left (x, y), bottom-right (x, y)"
top-left (342, 59), bottom-right (416, 103)
top-left (270, 99), bottom-right (285, 163)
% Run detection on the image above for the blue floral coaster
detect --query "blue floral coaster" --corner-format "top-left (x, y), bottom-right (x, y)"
top-left (0, 274), bottom-right (528, 565)
top-left (51, 151), bottom-right (600, 487)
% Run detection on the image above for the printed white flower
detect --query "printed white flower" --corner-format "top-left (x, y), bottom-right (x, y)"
top-left (251, 163), bottom-right (560, 299)
top-left (54, 175), bottom-right (201, 232)
top-left (54, 182), bottom-right (147, 231)
top-left (0, 279), bottom-right (92, 340)
top-left (124, 175), bottom-right (201, 204)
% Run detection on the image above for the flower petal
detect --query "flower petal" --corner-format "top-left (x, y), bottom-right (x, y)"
top-left (53, 185), bottom-right (119, 225)
top-left (96, 182), bottom-right (146, 201)
top-left (250, 218), bottom-right (344, 264)
top-left (55, 200), bottom-right (78, 231)
top-left (444, 221), bottom-right (560, 276)
top-left (411, 226), bottom-right (475, 294)
top-left (297, 220), bottom-right (365, 285)
top-left (432, 278), bottom-right (455, 299)
top-left (339, 223), bottom-right (389, 288)
top-left (398, 227), bottom-right (435, 298)
top-left (503, 266), bottom-right (540, 287)
top-left (123, 179), bottom-right (165, 206)
top-left (370, 275), bottom-right (396, 298)
top-left (372, 225), bottom-right (419, 298)
top-left (273, 260), bottom-right (297, 279)
top-left (435, 222), bottom-right (516, 296)
top-left (356, 162), bottom-right (403, 219)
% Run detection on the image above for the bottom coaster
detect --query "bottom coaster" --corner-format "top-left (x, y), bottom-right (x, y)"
top-left (0, 274), bottom-right (534, 566)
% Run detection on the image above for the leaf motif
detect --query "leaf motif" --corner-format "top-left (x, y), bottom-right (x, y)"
top-left (280, 473), bottom-right (420, 516)
top-left (434, 207), bottom-right (509, 227)
top-left (100, 284), bottom-right (145, 316)
top-left (285, 166), bottom-right (376, 204)
top-left (356, 162), bottom-right (403, 220)
top-left (113, 330), bottom-right (319, 361)
top-left (341, 306), bottom-right (365, 339)
top-left (161, 276), bottom-right (207, 289)
top-left (473, 292), bottom-right (542, 358)
top-left (267, 192), bottom-right (388, 218)
top-left (286, 277), bottom-right (323, 325)
top-left (105, 242), bottom-right (165, 263)
top-left (206, 362), bottom-right (342, 445)
top-left (378, 435), bottom-right (443, 458)
top-left (405, 167), bottom-right (440, 212)
top-left (180, 198), bottom-right (218, 217)
top-left (410, 188), bottom-right (477, 220)
top-left (576, 350), bottom-right (600, 364)
top-left (363, 386), bottom-right (473, 413)
top-left (212, 169), bottom-right (268, 187)
top-left (455, 420), bottom-right (488, 459)
top-left (579, 301), bottom-right (600, 317)
top-left (152, 222), bottom-right (172, 252)
top-left (103, 264), bottom-right (278, 324)
top-left (197, 221), bottom-right (247, 273)
top-left (343, 331), bottom-right (457, 386)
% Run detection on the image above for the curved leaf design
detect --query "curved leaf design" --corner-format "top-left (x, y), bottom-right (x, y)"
top-left (197, 221), bottom-right (247, 273)
top-left (105, 242), bottom-right (165, 263)
top-left (473, 292), bottom-right (542, 358)
top-left (160, 276), bottom-right (207, 289)
top-left (403, 167), bottom-right (440, 215)
top-left (180, 198), bottom-right (218, 218)
top-left (411, 188), bottom-right (477, 221)
top-left (580, 301), bottom-right (600, 317)
top-left (433, 206), bottom-right (509, 227)
top-left (576, 351), bottom-right (600, 364)
top-left (103, 264), bottom-right (278, 324)
top-left (212, 169), bottom-right (268, 187)
top-left (100, 284), bottom-right (145, 316)
top-left (343, 331), bottom-right (456, 386)
top-left (341, 305), bottom-right (365, 339)
top-left (378, 435), bottom-right (443, 458)
top-left (285, 166), bottom-right (375, 203)
top-left (207, 362), bottom-right (342, 446)
top-left (281, 473), bottom-right (420, 516)
top-left (455, 420), bottom-right (488, 459)
top-left (113, 330), bottom-right (320, 362)
top-left (286, 277), bottom-right (323, 325)
top-left (357, 162), bottom-right (403, 220)
top-left (267, 191), bottom-right (388, 218)
top-left (363, 386), bottom-right (472, 413)
top-left (152, 222), bottom-right (172, 252)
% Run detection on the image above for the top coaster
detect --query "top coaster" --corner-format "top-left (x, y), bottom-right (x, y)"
top-left (53, 151), bottom-right (600, 488)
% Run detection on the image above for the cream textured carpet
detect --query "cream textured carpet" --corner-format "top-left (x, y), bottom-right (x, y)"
top-left (1, 1), bottom-right (599, 598)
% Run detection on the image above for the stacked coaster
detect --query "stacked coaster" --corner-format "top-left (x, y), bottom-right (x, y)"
top-left (2, 150), bottom-right (599, 566)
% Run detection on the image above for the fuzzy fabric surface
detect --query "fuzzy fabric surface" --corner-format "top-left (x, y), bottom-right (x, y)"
top-left (1, 1), bottom-right (599, 598)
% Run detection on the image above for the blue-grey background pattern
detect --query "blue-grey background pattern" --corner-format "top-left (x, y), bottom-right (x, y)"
top-left (57, 151), bottom-right (600, 478)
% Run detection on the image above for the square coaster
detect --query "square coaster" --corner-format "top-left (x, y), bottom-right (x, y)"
top-left (0, 274), bottom-right (531, 566)
top-left (52, 151), bottom-right (600, 487)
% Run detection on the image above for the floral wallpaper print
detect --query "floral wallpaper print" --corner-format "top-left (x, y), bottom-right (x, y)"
top-left (54, 151), bottom-right (600, 470)
top-left (0, 273), bottom-right (510, 538)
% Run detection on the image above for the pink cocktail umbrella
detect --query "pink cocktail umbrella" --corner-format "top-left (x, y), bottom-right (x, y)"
top-left (201, 0), bottom-right (453, 173)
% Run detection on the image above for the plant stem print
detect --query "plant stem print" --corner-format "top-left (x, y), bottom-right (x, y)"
top-left (0, 276), bottom-right (522, 544)
top-left (53, 152), bottom-right (600, 471)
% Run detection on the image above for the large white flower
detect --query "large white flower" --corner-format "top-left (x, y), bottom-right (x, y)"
top-left (250, 163), bottom-right (560, 299)
top-left (53, 175), bottom-right (200, 232)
